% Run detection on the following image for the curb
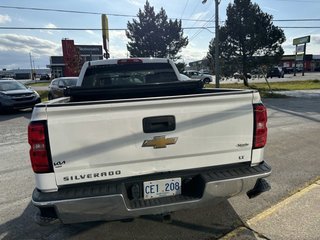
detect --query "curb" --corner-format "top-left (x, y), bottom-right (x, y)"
top-left (247, 180), bottom-right (319, 226)
top-left (219, 179), bottom-right (320, 240)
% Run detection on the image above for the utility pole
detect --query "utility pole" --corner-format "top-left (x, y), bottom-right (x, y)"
top-left (203, 0), bottom-right (220, 88)
top-left (33, 60), bottom-right (36, 82)
top-left (29, 53), bottom-right (33, 80)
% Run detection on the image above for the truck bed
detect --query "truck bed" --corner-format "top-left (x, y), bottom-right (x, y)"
top-left (63, 80), bottom-right (244, 102)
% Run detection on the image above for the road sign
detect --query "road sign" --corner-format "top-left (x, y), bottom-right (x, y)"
top-left (296, 45), bottom-right (305, 53)
top-left (293, 36), bottom-right (310, 45)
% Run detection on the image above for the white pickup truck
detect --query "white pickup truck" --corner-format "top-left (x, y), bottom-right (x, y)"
top-left (28, 58), bottom-right (271, 225)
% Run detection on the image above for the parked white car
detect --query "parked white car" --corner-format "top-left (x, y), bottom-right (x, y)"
top-left (183, 70), bottom-right (213, 84)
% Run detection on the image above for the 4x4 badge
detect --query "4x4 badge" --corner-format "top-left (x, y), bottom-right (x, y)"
top-left (142, 136), bottom-right (178, 149)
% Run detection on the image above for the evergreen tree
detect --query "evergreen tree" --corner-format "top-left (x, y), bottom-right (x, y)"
top-left (207, 0), bottom-right (285, 85)
top-left (126, 1), bottom-right (188, 60)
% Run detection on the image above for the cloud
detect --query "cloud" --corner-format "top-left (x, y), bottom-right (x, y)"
top-left (127, 0), bottom-right (145, 7)
top-left (40, 23), bottom-right (59, 35)
top-left (0, 34), bottom-right (61, 68)
top-left (109, 47), bottom-right (128, 59)
top-left (85, 30), bottom-right (96, 35)
top-left (312, 34), bottom-right (320, 44)
top-left (110, 30), bottom-right (127, 43)
top-left (190, 11), bottom-right (210, 22)
top-left (0, 34), bottom-right (60, 57)
top-left (180, 44), bottom-right (208, 64)
top-left (0, 14), bottom-right (11, 24)
top-left (109, 31), bottom-right (128, 58)
top-left (281, 34), bottom-right (320, 55)
top-left (0, 51), bottom-right (48, 69)
top-left (261, 6), bottom-right (279, 13)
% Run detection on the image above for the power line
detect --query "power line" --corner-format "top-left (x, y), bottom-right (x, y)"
top-left (0, 5), bottom-right (122, 16)
top-left (189, 15), bottom-right (215, 42)
top-left (220, 19), bottom-right (320, 24)
top-left (180, 0), bottom-right (190, 20)
top-left (275, 0), bottom-right (319, 2)
top-left (279, 26), bottom-right (320, 29)
top-left (187, 1), bottom-right (202, 21)
top-left (2, 5), bottom-right (320, 23)
top-left (0, 27), bottom-right (126, 31)
top-left (0, 26), bottom-right (216, 31)
top-left (187, 0), bottom-right (215, 40)
top-left (273, 19), bottom-right (320, 22)
top-left (0, 26), bottom-right (320, 31)
top-left (0, 5), bottom-right (213, 23)
top-left (0, 26), bottom-right (214, 31)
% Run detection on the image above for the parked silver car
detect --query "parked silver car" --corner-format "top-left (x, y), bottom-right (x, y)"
top-left (48, 77), bottom-right (78, 100)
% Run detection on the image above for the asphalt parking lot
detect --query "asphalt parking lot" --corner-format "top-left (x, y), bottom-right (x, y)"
top-left (0, 93), bottom-right (319, 239)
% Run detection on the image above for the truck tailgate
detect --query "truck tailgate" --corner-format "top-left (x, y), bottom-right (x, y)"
top-left (46, 92), bottom-right (254, 186)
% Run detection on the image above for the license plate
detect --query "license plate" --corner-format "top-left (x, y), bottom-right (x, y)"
top-left (143, 178), bottom-right (181, 200)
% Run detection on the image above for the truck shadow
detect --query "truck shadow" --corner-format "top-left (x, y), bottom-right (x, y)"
top-left (0, 201), bottom-right (259, 240)
top-left (0, 109), bottom-right (32, 121)
top-left (264, 97), bottom-right (320, 123)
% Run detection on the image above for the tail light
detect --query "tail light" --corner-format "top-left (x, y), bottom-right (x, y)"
top-left (253, 104), bottom-right (268, 149)
top-left (117, 59), bottom-right (142, 64)
top-left (28, 122), bottom-right (52, 173)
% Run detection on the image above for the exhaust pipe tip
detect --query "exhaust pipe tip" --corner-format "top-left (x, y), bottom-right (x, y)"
top-left (247, 178), bottom-right (271, 199)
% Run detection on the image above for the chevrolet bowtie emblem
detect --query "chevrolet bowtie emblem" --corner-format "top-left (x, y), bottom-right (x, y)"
top-left (142, 136), bottom-right (178, 149)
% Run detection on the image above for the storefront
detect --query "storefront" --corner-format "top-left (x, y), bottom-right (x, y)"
top-left (280, 54), bottom-right (320, 71)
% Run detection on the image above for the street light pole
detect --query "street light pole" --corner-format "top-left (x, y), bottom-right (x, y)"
top-left (203, 0), bottom-right (220, 88)
top-left (214, 0), bottom-right (220, 88)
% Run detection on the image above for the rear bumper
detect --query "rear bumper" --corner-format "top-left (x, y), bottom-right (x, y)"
top-left (32, 161), bottom-right (271, 224)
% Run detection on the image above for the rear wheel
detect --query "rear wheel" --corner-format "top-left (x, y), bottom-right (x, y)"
top-left (48, 93), bottom-right (53, 100)
top-left (203, 78), bottom-right (210, 84)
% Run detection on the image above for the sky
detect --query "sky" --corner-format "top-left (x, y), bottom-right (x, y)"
top-left (0, 0), bottom-right (320, 69)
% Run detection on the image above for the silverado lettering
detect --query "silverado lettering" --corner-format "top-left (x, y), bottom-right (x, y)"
top-left (28, 58), bottom-right (271, 225)
top-left (63, 171), bottom-right (122, 181)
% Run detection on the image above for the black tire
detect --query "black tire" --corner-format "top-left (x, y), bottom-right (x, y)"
top-left (48, 93), bottom-right (52, 100)
top-left (203, 78), bottom-right (210, 84)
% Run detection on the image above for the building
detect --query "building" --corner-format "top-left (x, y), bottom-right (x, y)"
top-left (0, 68), bottom-right (50, 79)
top-left (280, 54), bottom-right (320, 71)
top-left (47, 39), bottom-right (103, 78)
top-left (47, 56), bottom-right (65, 79)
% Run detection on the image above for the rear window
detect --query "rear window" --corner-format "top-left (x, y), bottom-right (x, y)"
top-left (64, 78), bottom-right (78, 86)
top-left (82, 63), bottom-right (178, 88)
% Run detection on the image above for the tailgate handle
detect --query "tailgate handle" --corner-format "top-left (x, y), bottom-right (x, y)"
top-left (143, 116), bottom-right (176, 133)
